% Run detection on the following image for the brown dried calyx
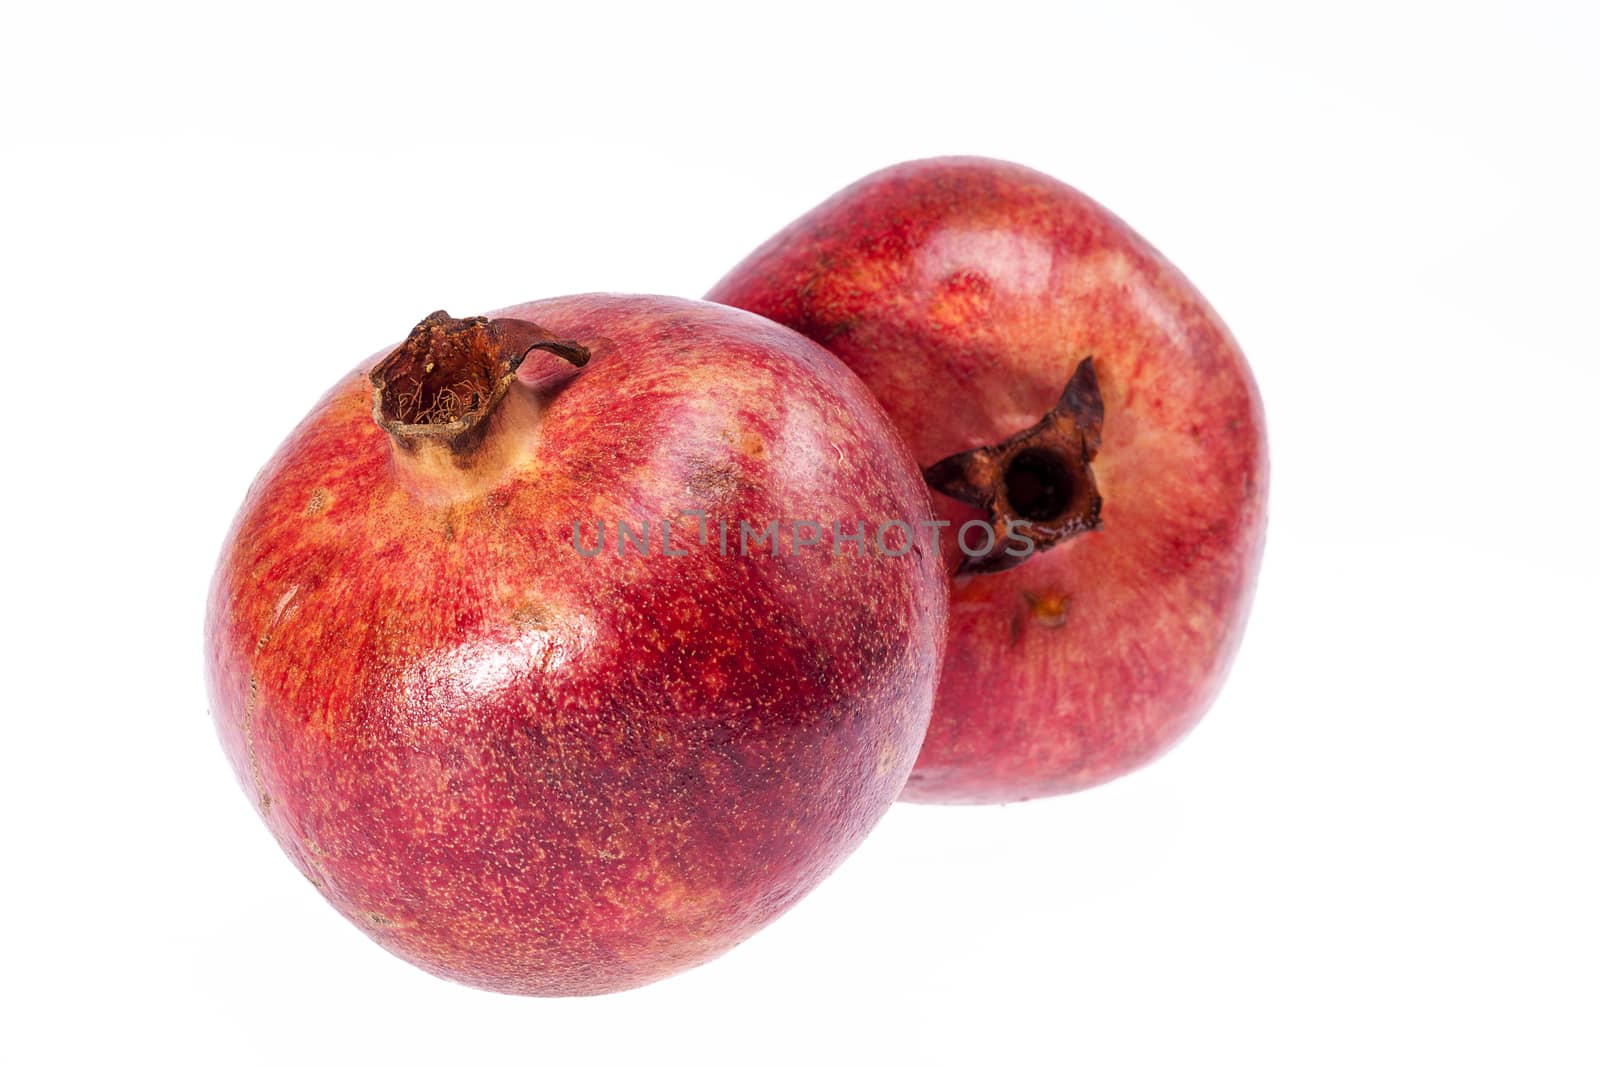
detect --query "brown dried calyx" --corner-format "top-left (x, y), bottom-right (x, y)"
top-left (924, 358), bottom-right (1105, 575)
top-left (371, 311), bottom-right (590, 453)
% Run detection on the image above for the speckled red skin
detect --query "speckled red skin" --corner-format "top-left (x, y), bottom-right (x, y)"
top-left (205, 294), bottom-right (946, 995)
top-left (709, 158), bottom-right (1267, 803)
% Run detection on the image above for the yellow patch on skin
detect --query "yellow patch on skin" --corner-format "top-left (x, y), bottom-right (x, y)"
top-left (1025, 591), bottom-right (1071, 628)
top-left (510, 600), bottom-right (552, 630)
top-left (304, 487), bottom-right (329, 516)
top-left (929, 268), bottom-right (994, 328)
top-left (650, 872), bottom-right (718, 932)
top-left (875, 739), bottom-right (900, 777)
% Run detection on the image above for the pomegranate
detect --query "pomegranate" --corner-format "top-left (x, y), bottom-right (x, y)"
top-left (204, 295), bottom-right (947, 994)
top-left (709, 158), bottom-right (1267, 803)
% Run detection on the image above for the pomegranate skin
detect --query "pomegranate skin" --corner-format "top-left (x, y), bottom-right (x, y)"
top-left (204, 294), bottom-right (946, 994)
top-left (709, 158), bottom-right (1267, 803)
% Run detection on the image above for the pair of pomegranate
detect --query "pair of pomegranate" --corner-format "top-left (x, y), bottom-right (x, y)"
top-left (206, 158), bottom-right (1267, 995)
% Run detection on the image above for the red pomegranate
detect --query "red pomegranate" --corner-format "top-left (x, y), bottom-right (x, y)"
top-left (205, 294), bottom-right (947, 994)
top-left (709, 158), bottom-right (1267, 803)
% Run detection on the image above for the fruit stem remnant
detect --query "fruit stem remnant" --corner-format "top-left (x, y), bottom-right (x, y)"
top-left (371, 311), bottom-right (590, 454)
top-left (924, 358), bottom-right (1104, 575)
top-left (369, 312), bottom-right (590, 500)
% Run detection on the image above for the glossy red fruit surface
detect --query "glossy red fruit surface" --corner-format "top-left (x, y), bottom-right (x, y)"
top-left (709, 158), bottom-right (1267, 803)
top-left (204, 294), bottom-right (947, 994)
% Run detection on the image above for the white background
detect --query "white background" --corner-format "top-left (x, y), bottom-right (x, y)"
top-left (4, 1), bottom-right (1597, 1063)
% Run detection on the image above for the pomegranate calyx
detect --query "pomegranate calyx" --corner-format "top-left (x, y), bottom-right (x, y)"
top-left (370, 311), bottom-right (589, 455)
top-left (923, 357), bottom-right (1105, 576)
